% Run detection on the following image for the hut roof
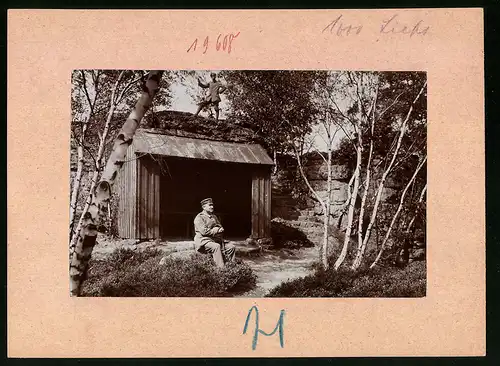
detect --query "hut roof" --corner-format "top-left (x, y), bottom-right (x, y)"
top-left (70, 110), bottom-right (267, 171)
top-left (133, 130), bottom-right (274, 166)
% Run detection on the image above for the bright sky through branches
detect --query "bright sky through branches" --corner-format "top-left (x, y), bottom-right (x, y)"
top-left (169, 77), bottom-right (345, 153)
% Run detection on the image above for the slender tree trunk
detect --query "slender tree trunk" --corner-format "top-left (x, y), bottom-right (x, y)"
top-left (352, 127), bottom-right (376, 270)
top-left (69, 72), bottom-right (124, 259)
top-left (69, 71), bottom-right (163, 296)
top-left (370, 155), bottom-right (427, 268)
top-left (294, 149), bottom-right (326, 209)
top-left (351, 87), bottom-right (378, 270)
top-left (321, 147), bottom-right (332, 269)
top-left (272, 150), bottom-right (278, 175)
top-left (353, 82), bottom-right (427, 266)
top-left (406, 183), bottom-right (427, 234)
top-left (69, 71), bottom-right (99, 239)
top-left (69, 121), bottom-right (89, 239)
top-left (337, 170), bottom-right (355, 230)
top-left (294, 148), bottom-right (329, 268)
top-left (334, 135), bottom-right (362, 270)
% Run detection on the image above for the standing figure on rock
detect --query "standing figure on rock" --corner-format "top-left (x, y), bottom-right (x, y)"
top-left (193, 72), bottom-right (227, 122)
top-left (194, 198), bottom-right (236, 268)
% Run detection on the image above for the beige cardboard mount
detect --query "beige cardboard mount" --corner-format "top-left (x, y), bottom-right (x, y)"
top-left (7, 9), bottom-right (484, 357)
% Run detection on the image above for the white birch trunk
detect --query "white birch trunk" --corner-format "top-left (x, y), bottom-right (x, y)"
top-left (354, 82), bottom-right (427, 267)
top-left (69, 123), bottom-right (88, 239)
top-left (69, 72), bottom-right (97, 240)
top-left (334, 135), bottom-right (362, 270)
top-left (370, 155), bottom-right (427, 268)
top-left (294, 148), bottom-right (329, 268)
top-left (294, 149), bottom-right (326, 211)
top-left (321, 147), bottom-right (332, 269)
top-left (69, 72), bottom-right (125, 259)
top-left (351, 131), bottom-right (376, 270)
top-left (337, 170), bottom-right (355, 230)
top-left (69, 71), bottom-right (163, 296)
top-left (351, 86), bottom-right (378, 270)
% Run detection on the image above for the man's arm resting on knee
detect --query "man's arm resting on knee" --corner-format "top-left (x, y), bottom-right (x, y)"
top-left (194, 215), bottom-right (224, 236)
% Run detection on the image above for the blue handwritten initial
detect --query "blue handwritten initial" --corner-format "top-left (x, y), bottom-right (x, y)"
top-left (242, 306), bottom-right (285, 350)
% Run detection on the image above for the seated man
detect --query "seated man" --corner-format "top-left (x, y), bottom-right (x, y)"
top-left (193, 198), bottom-right (236, 268)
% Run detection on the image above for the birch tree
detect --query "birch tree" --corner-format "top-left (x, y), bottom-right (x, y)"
top-left (351, 86), bottom-right (378, 270)
top-left (69, 71), bottom-right (164, 296)
top-left (69, 70), bottom-right (172, 245)
top-left (351, 81), bottom-right (427, 269)
top-left (69, 70), bottom-right (141, 257)
top-left (69, 71), bottom-right (101, 237)
top-left (321, 72), bottom-right (377, 270)
top-left (370, 154), bottom-right (427, 268)
top-left (322, 72), bottom-right (427, 270)
top-left (290, 109), bottom-right (340, 269)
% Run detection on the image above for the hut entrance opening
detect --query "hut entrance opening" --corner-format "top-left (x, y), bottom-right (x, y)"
top-left (116, 131), bottom-right (274, 241)
top-left (159, 156), bottom-right (252, 240)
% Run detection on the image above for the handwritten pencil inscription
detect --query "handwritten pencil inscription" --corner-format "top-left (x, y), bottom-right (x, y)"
top-left (380, 14), bottom-right (430, 36)
top-left (322, 15), bottom-right (363, 36)
top-left (187, 32), bottom-right (241, 54)
top-left (322, 13), bottom-right (430, 37)
top-left (243, 305), bottom-right (285, 351)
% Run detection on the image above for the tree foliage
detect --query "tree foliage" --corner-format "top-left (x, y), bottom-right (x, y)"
top-left (220, 70), bottom-right (324, 154)
top-left (70, 71), bottom-right (169, 295)
top-left (332, 71), bottom-right (427, 178)
top-left (328, 71), bottom-right (427, 269)
top-left (71, 70), bottom-right (173, 169)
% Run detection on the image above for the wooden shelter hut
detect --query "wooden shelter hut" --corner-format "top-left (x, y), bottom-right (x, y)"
top-left (115, 111), bottom-right (274, 241)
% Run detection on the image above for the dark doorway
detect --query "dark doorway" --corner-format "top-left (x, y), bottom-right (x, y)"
top-left (159, 156), bottom-right (252, 240)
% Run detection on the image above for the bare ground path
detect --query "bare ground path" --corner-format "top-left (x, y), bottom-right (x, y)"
top-left (236, 246), bottom-right (318, 297)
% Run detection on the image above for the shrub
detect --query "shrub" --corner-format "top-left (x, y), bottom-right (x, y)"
top-left (266, 260), bottom-right (426, 298)
top-left (271, 218), bottom-right (314, 249)
top-left (80, 248), bottom-right (257, 297)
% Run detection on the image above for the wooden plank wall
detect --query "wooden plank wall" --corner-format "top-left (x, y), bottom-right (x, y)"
top-left (251, 168), bottom-right (271, 238)
top-left (136, 156), bottom-right (161, 239)
top-left (251, 174), bottom-right (258, 237)
top-left (117, 145), bottom-right (137, 238)
top-left (119, 152), bottom-right (269, 240)
top-left (266, 175), bottom-right (271, 236)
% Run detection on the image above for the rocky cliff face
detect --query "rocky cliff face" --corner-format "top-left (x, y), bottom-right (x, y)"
top-left (271, 154), bottom-right (403, 244)
top-left (271, 154), bottom-right (350, 220)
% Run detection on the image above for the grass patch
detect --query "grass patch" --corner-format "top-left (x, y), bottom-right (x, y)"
top-left (81, 248), bottom-right (257, 297)
top-left (266, 260), bottom-right (426, 298)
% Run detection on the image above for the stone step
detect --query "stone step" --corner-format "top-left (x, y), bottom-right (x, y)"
top-left (298, 210), bottom-right (316, 216)
top-left (297, 215), bottom-right (322, 223)
top-left (288, 220), bottom-right (323, 228)
top-left (158, 242), bottom-right (263, 263)
top-left (234, 244), bottom-right (263, 257)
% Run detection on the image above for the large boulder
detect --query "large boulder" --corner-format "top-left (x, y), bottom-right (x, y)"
top-left (141, 110), bottom-right (263, 145)
top-left (304, 161), bottom-right (350, 181)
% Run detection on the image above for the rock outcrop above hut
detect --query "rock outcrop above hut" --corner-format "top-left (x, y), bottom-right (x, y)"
top-left (142, 110), bottom-right (264, 145)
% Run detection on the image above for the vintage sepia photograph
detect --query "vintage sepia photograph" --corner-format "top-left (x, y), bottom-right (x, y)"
top-left (69, 69), bottom-right (427, 298)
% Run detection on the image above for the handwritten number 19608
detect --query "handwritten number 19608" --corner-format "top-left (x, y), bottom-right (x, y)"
top-left (187, 32), bottom-right (241, 54)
